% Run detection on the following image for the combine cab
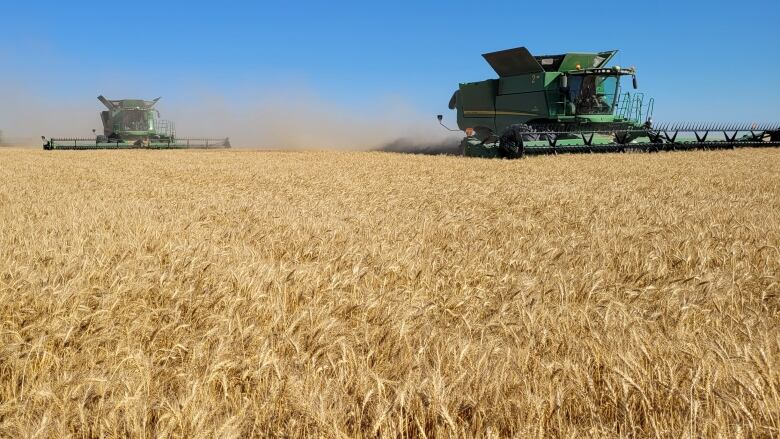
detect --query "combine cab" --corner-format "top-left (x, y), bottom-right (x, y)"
top-left (438, 47), bottom-right (780, 158)
top-left (43, 96), bottom-right (230, 150)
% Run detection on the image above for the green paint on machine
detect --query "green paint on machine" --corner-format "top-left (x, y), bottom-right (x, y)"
top-left (438, 46), bottom-right (780, 158)
top-left (451, 47), bottom-right (643, 141)
top-left (43, 96), bottom-right (230, 150)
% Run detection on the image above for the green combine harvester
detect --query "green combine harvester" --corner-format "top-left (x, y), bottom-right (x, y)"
top-left (43, 96), bottom-right (230, 150)
top-left (438, 47), bottom-right (780, 158)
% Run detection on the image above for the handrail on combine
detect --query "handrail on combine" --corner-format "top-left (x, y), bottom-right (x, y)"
top-left (155, 119), bottom-right (176, 138)
top-left (616, 93), bottom-right (654, 123)
top-left (646, 97), bottom-right (655, 121)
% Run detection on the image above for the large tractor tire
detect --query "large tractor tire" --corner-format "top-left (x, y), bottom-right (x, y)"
top-left (498, 124), bottom-right (536, 159)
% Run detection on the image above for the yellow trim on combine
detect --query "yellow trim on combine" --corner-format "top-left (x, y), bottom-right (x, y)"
top-left (463, 110), bottom-right (538, 116)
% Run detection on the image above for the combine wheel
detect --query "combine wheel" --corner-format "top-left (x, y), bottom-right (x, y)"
top-left (771, 131), bottom-right (780, 142)
top-left (499, 124), bottom-right (535, 159)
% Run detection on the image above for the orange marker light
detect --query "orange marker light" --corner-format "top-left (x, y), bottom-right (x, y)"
top-left (576, 64), bottom-right (581, 70)
top-left (465, 128), bottom-right (475, 137)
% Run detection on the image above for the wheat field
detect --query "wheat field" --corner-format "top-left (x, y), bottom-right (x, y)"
top-left (0, 147), bottom-right (778, 438)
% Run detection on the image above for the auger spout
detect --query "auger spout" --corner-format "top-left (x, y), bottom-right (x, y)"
top-left (97, 95), bottom-right (116, 110)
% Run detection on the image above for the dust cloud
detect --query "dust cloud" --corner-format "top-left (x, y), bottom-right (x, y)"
top-left (377, 137), bottom-right (461, 155)
top-left (0, 85), bottom-right (97, 146)
top-left (168, 89), bottom-right (460, 152)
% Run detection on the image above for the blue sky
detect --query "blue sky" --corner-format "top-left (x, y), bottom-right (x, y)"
top-left (1, 0), bottom-right (779, 142)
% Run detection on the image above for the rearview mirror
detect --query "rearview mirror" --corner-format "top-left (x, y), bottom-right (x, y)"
top-left (560, 74), bottom-right (568, 91)
top-left (436, 115), bottom-right (460, 132)
top-left (632, 76), bottom-right (638, 89)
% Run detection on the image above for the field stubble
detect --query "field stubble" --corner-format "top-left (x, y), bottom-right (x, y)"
top-left (0, 148), bottom-right (778, 437)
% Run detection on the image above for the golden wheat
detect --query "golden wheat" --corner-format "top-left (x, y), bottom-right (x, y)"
top-left (0, 148), bottom-right (778, 438)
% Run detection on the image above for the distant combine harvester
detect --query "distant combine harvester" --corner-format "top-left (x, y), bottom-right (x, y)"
top-left (42, 96), bottom-right (230, 150)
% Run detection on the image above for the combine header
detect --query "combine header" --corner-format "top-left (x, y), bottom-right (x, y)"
top-left (43, 96), bottom-right (230, 150)
top-left (438, 47), bottom-right (780, 158)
